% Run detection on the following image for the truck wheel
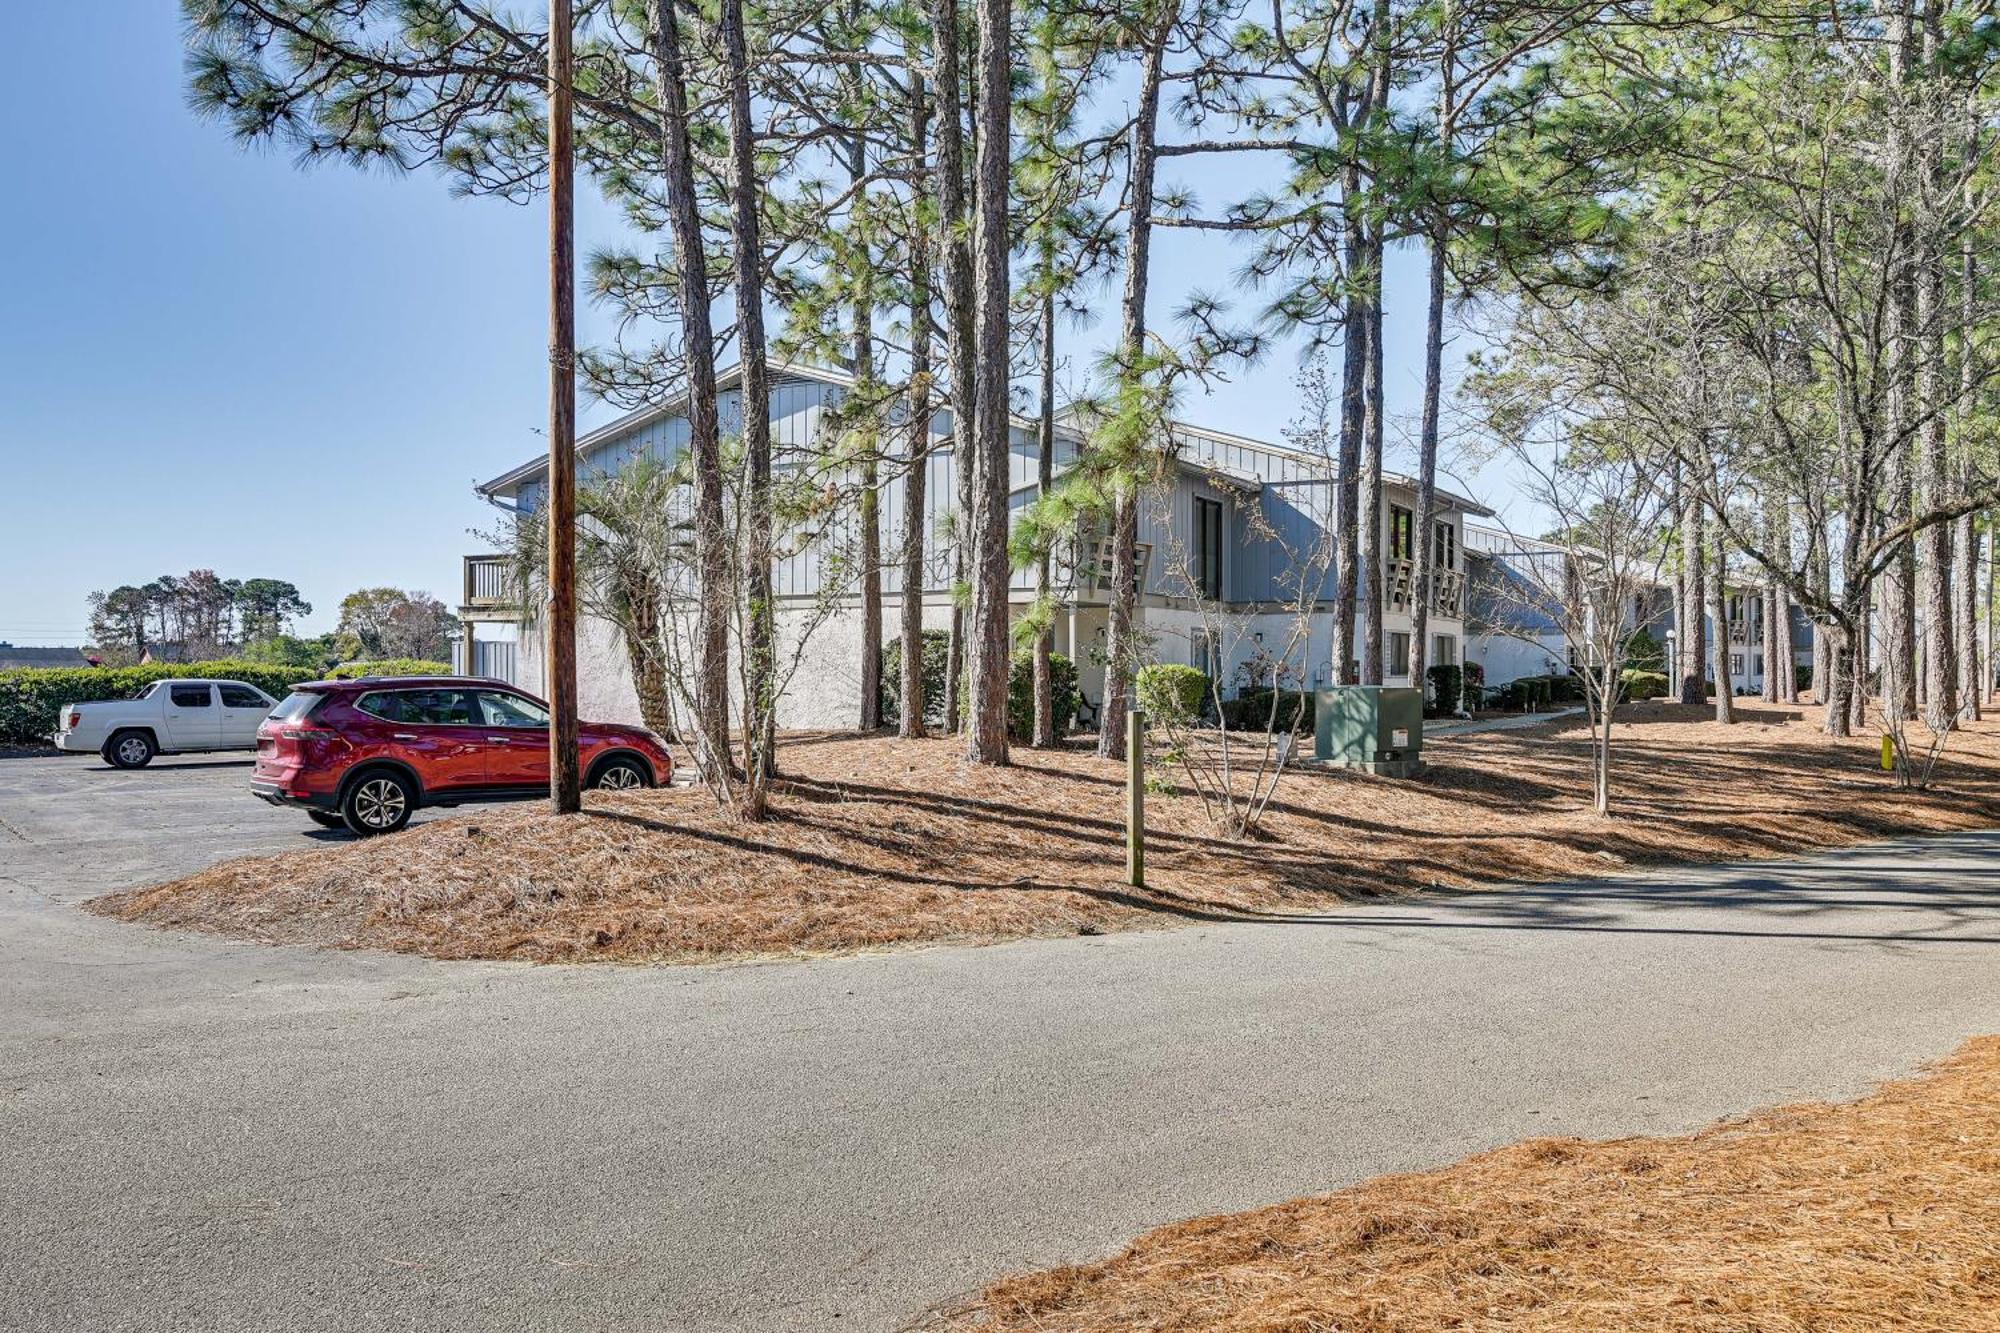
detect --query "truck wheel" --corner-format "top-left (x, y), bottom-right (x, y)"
top-left (103, 731), bottom-right (156, 769)
top-left (307, 811), bottom-right (347, 830)
top-left (341, 771), bottom-right (415, 836)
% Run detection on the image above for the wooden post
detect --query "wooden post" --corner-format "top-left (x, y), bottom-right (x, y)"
top-left (1127, 707), bottom-right (1145, 888)
top-left (546, 0), bottom-right (581, 814)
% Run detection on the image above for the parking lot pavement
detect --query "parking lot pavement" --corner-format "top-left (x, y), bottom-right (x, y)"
top-left (7, 750), bottom-right (2000, 1332)
top-left (0, 751), bottom-right (445, 907)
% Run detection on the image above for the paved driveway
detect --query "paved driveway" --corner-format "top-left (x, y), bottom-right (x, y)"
top-left (5, 751), bottom-right (2000, 1332)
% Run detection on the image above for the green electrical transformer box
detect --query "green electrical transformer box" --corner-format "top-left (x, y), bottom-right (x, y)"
top-left (1313, 685), bottom-right (1425, 777)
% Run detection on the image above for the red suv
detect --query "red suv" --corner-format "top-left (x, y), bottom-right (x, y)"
top-left (251, 676), bottom-right (675, 835)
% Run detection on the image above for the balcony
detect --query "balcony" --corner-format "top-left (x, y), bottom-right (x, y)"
top-left (462, 554), bottom-right (518, 610)
top-left (1385, 559), bottom-right (1467, 619)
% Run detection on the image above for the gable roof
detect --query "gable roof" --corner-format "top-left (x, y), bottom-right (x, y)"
top-left (474, 359), bottom-right (1496, 517)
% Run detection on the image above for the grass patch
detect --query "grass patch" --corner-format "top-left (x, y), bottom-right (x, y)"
top-left (90, 700), bottom-right (2000, 963)
top-left (929, 1034), bottom-right (2000, 1330)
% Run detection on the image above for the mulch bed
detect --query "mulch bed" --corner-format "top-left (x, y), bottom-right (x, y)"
top-left (929, 1035), bottom-right (2000, 1330)
top-left (90, 700), bottom-right (2000, 963)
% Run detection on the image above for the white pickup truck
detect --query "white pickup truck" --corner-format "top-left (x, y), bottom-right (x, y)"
top-left (53, 678), bottom-right (280, 768)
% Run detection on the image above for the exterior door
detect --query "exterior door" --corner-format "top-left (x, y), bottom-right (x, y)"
top-left (217, 683), bottom-right (274, 746)
top-left (475, 689), bottom-right (550, 788)
top-left (163, 683), bottom-right (222, 750)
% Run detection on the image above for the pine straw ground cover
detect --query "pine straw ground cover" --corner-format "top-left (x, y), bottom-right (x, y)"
top-left (93, 700), bottom-right (2000, 962)
top-left (931, 1035), bottom-right (2000, 1332)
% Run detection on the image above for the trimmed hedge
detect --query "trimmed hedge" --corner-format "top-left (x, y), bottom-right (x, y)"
top-left (1135, 664), bottom-right (1210, 727)
top-left (328, 658), bottom-right (452, 679)
top-left (1621, 669), bottom-right (1669, 701)
top-left (1426, 663), bottom-right (1463, 717)
top-left (0, 658), bottom-right (457, 744)
top-left (0, 660), bottom-right (320, 745)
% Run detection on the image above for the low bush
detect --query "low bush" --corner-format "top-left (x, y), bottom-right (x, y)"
top-left (1621, 669), bottom-right (1669, 701)
top-left (1220, 688), bottom-right (1315, 734)
top-left (1135, 664), bottom-right (1210, 728)
top-left (0, 660), bottom-right (324, 745)
top-left (1494, 676), bottom-right (1553, 711)
top-left (1007, 649), bottom-right (1079, 740)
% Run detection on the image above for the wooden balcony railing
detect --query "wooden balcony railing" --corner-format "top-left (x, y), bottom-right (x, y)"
top-left (463, 554), bottom-right (517, 608)
top-left (1385, 558), bottom-right (1467, 619)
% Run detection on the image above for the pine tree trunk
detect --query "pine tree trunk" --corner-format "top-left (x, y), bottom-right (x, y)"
top-left (1761, 501), bottom-right (1783, 703)
top-left (852, 138), bottom-right (883, 734)
top-left (1331, 175), bottom-right (1364, 688)
top-left (1678, 480), bottom-right (1705, 706)
top-left (1032, 291), bottom-right (1057, 748)
top-left (720, 0), bottom-right (774, 814)
top-left (1709, 518), bottom-right (1734, 724)
top-left (1410, 231), bottom-right (1446, 695)
top-left (1824, 623), bottom-right (1854, 737)
top-left (1851, 591), bottom-right (1871, 732)
top-left (962, 0), bottom-right (1012, 766)
top-left (647, 0), bottom-right (730, 781)
top-left (899, 70), bottom-right (933, 741)
top-left (928, 0), bottom-right (973, 736)
top-left (1360, 245), bottom-right (1385, 686)
top-left (1098, 24), bottom-right (1167, 760)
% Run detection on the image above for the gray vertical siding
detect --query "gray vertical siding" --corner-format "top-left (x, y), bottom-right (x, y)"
top-left (484, 371), bottom-right (1480, 607)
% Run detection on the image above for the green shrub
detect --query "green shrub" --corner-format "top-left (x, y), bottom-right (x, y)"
top-left (1623, 628), bottom-right (1667, 674)
top-left (0, 660), bottom-right (326, 745)
top-left (881, 630), bottom-right (952, 729)
top-left (1495, 675), bottom-right (1553, 710)
top-left (1006, 649), bottom-right (1079, 739)
top-left (1220, 687), bottom-right (1315, 734)
top-left (328, 659), bottom-right (452, 679)
top-left (1795, 663), bottom-right (1814, 695)
top-left (1135, 663), bottom-right (1210, 727)
top-left (1426, 663), bottom-right (1464, 717)
top-left (1620, 669), bottom-right (1669, 701)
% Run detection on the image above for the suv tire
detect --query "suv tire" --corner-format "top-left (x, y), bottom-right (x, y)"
top-left (341, 770), bottom-right (416, 836)
top-left (104, 730), bottom-right (156, 769)
top-left (589, 755), bottom-right (653, 791)
top-left (307, 810), bottom-right (347, 830)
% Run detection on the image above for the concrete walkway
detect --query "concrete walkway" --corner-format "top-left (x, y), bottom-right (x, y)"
top-left (1427, 705), bottom-right (1587, 736)
top-left (5, 753), bottom-right (1999, 1331)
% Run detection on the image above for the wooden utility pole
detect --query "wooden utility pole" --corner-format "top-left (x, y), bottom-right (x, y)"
top-left (1126, 709), bottom-right (1146, 888)
top-left (546, 0), bottom-right (581, 814)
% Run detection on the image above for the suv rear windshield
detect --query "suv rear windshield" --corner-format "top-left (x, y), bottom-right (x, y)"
top-left (269, 691), bottom-right (323, 722)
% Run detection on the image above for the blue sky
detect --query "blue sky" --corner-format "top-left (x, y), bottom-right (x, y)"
top-left (0, 2), bottom-right (1489, 647)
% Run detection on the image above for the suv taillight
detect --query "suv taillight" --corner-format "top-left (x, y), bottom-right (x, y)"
top-left (66, 711), bottom-right (80, 729)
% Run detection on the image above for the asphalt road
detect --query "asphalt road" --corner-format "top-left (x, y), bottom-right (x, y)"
top-left (5, 751), bottom-right (2000, 1332)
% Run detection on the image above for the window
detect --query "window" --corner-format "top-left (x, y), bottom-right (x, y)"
top-left (269, 691), bottom-right (322, 723)
top-left (358, 689), bottom-right (476, 725)
top-left (1389, 505), bottom-right (1415, 561)
top-left (219, 685), bottom-right (268, 709)
top-left (169, 685), bottom-right (212, 708)
top-left (1433, 521), bottom-right (1457, 572)
top-left (1431, 634), bottom-right (1457, 668)
top-left (1389, 631), bottom-right (1411, 677)
top-left (478, 691), bottom-right (550, 728)
top-left (1731, 654), bottom-right (1744, 676)
top-left (1194, 496), bottom-right (1224, 599)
